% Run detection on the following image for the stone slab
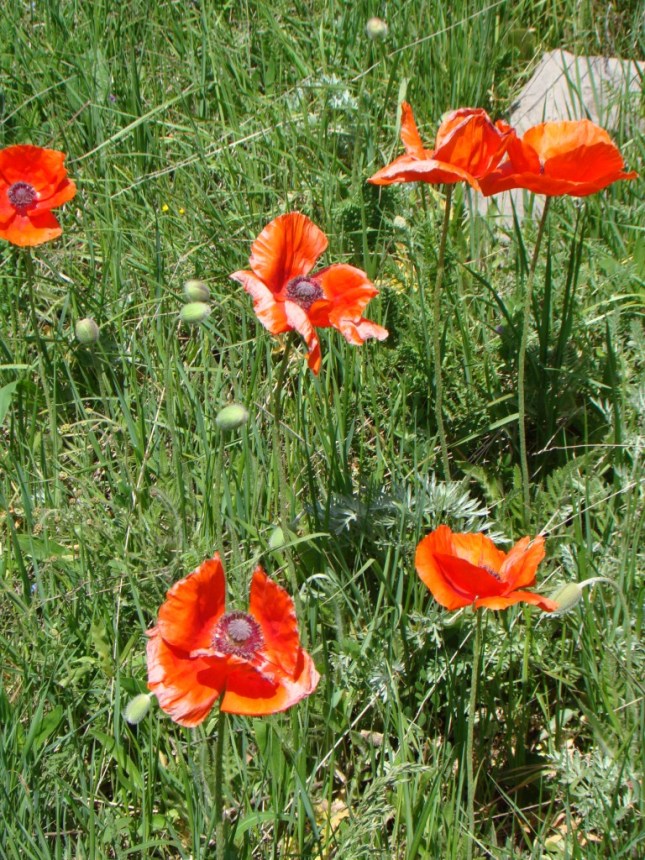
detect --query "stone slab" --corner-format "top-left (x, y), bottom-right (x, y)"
top-left (477, 49), bottom-right (643, 224)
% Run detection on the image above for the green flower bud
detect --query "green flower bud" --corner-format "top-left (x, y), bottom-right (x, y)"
top-left (180, 302), bottom-right (211, 324)
top-left (184, 279), bottom-right (210, 302)
top-left (215, 403), bottom-right (249, 431)
top-left (75, 317), bottom-right (100, 344)
top-left (366, 17), bottom-right (388, 40)
top-left (124, 693), bottom-right (152, 725)
top-left (392, 215), bottom-right (408, 231)
top-left (550, 582), bottom-right (584, 614)
top-left (268, 526), bottom-right (285, 550)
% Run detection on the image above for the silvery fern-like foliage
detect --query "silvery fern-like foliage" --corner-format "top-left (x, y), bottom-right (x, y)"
top-left (310, 476), bottom-right (503, 546)
top-left (547, 746), bottom-right (640, 834)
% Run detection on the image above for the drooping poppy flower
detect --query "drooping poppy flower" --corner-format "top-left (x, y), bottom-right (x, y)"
top-left (0, 145), bottom-right (76, 246)
top-left (368, 102), bottom-right (513, 191)
top-left (479, 119), bottom-right (637, 197)
top-left (230, 212), bottom-right (387, 373)
top-left (415, 525), bottom-right (557, 612)
top-left (147, 555), bottom-right (320, 726)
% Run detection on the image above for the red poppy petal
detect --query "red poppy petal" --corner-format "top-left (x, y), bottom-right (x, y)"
top-left (483, 121), bottom-right (638, 197)
top-left (249, 212), bottom-right (328, 294)
top-left (156, 556), bottom-right (226, 653)
top-left (434, 552), bottom-right (504, 600)
top-left (284, 301), bottom-right (321, 373)
top-left (500, 535), bottom-right (545, 590)
top-left (478, 165), bottom-right (523, 196)
top-left (231, 270), bottom-right (290, 334)
top-left (434, 108), bottom-right (491, 149)
top-left (450, 531), bottom-right (506, 573)
top-left (368, 155), bottom-right (481, 189)
top-left (315, 264), bottom-right (378, 310)
top-left (34, 177), bottom-right (77, 212)
top-left (0, 145), bottom-right (69, 191)
top-left (400, 102), bottom-right (426, 155)
top-left (249, 567), bottom-right (300, 676)
top-left (147, 630), bottom-right (224, 727)
top-left (416, 527), bottom-right (471, 610)
top-left (474, 590), bottom-right (558, 612)
top-left (0, 210), bottom-right (62, 247)
top-left (221, 649), bottom-right (319, 715)
top-left (433, 110), bottom-right (511, 178)
top-left (331, 316), bottom-right (389, 346)
top-left (501, 170), bottom-right (637, 197)
top-left (0, 186), bottom-right (15, 221)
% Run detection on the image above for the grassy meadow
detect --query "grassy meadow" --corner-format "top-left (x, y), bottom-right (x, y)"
top-left (1, 0), bottom-right (644, 857)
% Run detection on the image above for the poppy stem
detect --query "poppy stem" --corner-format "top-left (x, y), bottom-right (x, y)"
top-left (466, 609), bottom-right (483, 860)
top-left (433, 184), bottom-right (453, 480)
top-left (24, 249), bottom-right (50, 369)
top-left (214, 706), bottom-right (228, 860)
top-left (518, 197), bottom-right (551, 525)
top-left (271, 334), bottom-right (302, 608)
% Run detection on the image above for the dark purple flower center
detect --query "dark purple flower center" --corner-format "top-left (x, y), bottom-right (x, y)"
top-left (212, 611), bottom-right (263, 658)
top-left (7, 181), bottom-right (37, 212)
top-left (285, 276), bottom-right (323, 310)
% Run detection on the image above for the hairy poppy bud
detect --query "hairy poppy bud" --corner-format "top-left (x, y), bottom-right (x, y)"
top-left (180, 301), bottom-right (211, 324)
top-left (124, 693), bottom-right (152, 725)
top-left (366, 17), bottom-right (388, 40)
top-left (550, 582), bottom-right (584, 614)
top-left (392, 215), bottom-right (408, 230)
top-left (75, 317), bottom-right (100, 344)
top-left (215, 403), bottom-right (249, 431)
top-left (184, 279), bottom-right (210, 302)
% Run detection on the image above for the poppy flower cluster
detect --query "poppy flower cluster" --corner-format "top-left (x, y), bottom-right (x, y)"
top-left (0, 145), bottom-right (76, 246)
top-left (368, 101), bottom-right (636, 198)
top-left (147, 556), bottom-right (319, 726)
top-left (231, 212), bottom-right (388, 373)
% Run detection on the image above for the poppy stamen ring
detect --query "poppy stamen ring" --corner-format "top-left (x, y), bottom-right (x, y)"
top-left (285, 276), bottom-right (323, 310)
top-left (212, 611), bottom-right (264, 658)
top-left (8, 182), bottom-right (37, 211)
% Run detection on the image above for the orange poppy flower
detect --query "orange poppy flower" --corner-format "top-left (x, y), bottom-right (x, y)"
top-left (479, 119), bottom-right (638, 197)
top-left (147, 555), bottom-right (320, 726)
top-left (415, 525), bottom-right (557, 612)
top-left (230, 212), bottom-right (387, 373)
top-left (0, 145), bottom-right (76, 246)
top-left (368, 102), bottom-right (513, 191)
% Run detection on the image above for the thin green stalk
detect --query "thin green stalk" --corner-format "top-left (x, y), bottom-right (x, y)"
top-left (466, 610), bottom-right (483, 860)
top-left (214, 706), bottom-right (227, 860)
top-left (271, 334), bottom-right (302, 608)
top-left (24, 249), bottom-right (61, 503)
top-left (433, 184), bottom-right (453, 480)
top-left (518, 196), bottom-right (551, 525)
top-left (517, 606), bottom-right (532, 769)
top-left (24, 250), bottom-right (50, 369)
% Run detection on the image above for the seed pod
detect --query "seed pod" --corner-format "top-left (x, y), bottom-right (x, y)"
top-left (75, 317), bottom-right (100, 344)
top-left (180, 302), bottom-right (211, 324)
top-left (184, 279), bottom-right (210, 302)
top-left (215, 403), bottom-right (249, 431)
